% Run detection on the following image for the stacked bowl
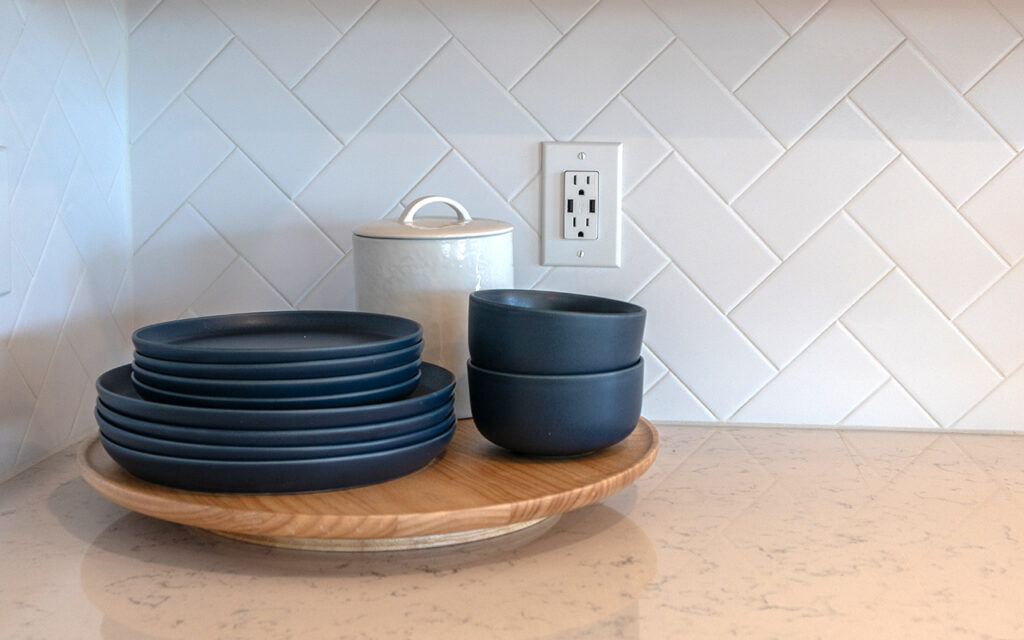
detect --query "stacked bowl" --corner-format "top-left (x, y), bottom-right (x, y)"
top-left (467, 290), bottom-right (646, 457)
top-left (95, 311), bottom-right (457, 493)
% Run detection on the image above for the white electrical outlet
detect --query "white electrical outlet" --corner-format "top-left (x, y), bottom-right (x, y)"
top-left (542, 142), bottom-right (622, 267)
top-left (563, 170), bottom-right (598, 240)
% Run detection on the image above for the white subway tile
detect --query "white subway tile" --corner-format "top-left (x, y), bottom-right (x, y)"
top-left (59, 158), bottom-right (130, 310)
top-left (734, 100), bottom-right (897, 258)
top-left (733, 325), bottom-right (887, 425)
top-left (645, 0), bottom-right (785, 89)
top-left (632, 266), bottom-right (775, 419)
top-left (191, 258), bottom-right (291, 317)
top-left (513, 0), bottom-right (672, 140)
top-left (956, 262), bottom-right (1024, 375)
top-left (133, 204), bottom-right (236, 329)
top-left (625, 41), bottom-right (783, 201)
top-left (960, 154), bottom-right (1024, 264)
top-left (967, 43), bottom-right (1024, 151)
top-left (187, 41), bottom-right (340, 198)
top-left (842, 378), bottom-right (938, 428)
top-left (509, 175), bottom-right (540, 232)
top-left (576, 97), bottom-right (672, 194)
top-left (642, 372), bottom-right (716, 422)
top-left (294, 0), bottom-right (448, 143)
top-left (626, 154), bottom-right (778, 311)
top-left (842, 270), bottom-right (1001, 425)
top-left (956, 366), bottom-right (1024, 431)
top-left (404, 42), bottom-right (550, 199)
top-left (128, 0), bottom-right (231, 140)
top-left (991, 0), bottom-right (1024, 31)
top-left (757, 0), bottom-right (827, 33)
top-left (189, 151), bottom-right (341, 303)
top-left (130, 96), bottom-right (233, 249)
top-left (421, 0), bottom-right (559, 88)
top-left (64, 0), bottom-right (122, 83)
top-left (64, 279), bottom-right (131, 379)
top-left (641, 344), bottom-right (668, 394)
top-left (309, 0), bottom-right (375, 34)
top-left (295, 98), bottom-right (448, 251)
top-left (530, 0), bottom-right (597, 33)
top-left (0, 0), bottom-right (21, 72)
top-left (297, 253), bottom-right (357, 312)
top-left (0, 345), bottom-right (37, 480)
top-left (874, 0), bottom-right (1020, 92)
top-left (847, 158), bottom-right (1006, 317)
top-left (204, 0), bottom-right (340, 87)
top-left (16, 336), bottom-right (88, 469)
top-left (730, 214), bottom-right (891, 367)
top-left (851, 45), bottom-right (1014, 206)
top-left (55, 42), bottom-right (122, 195)
top-left (736, 0), bottom-right (902, 146)
top-left (535, 217), bottom-right (669, 302)
top-left (9, 220), bottom-right (83, 394)
top-left (8, 100), bottom-right (77, 271)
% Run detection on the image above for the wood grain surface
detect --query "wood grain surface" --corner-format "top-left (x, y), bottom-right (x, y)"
top-left (79, 418), bottom-right (658, 542)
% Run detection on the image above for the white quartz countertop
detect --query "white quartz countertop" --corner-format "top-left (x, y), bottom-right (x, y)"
top-left (3, 424), bottom-right (1024, 639)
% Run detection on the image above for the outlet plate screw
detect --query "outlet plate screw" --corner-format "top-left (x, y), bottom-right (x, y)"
top-left (577, 152), bottom-right (586, 160)
top-left (577, 250), bottom-right (584, 257)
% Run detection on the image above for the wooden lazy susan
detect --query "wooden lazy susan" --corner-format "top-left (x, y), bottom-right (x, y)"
top-left (79, 418), bottom-right (659, 551)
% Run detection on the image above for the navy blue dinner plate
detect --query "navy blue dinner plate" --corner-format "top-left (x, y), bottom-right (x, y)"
top-left (96, 363), bottom-right (455, 429)
top-left (133, 311), bottom-right (422, 364)
top-left (96, 400), bottom-right (454, 446)
top-left (97, 410), bottom-right (455, 461)
top-left (133, 342), bottom-right (422, 380)
top-left (130, 370), bottom-right (420, 410)
top-left (130, 360), bottom-right (420, 398)
top-left (98, 423), bottom-right (456, 493)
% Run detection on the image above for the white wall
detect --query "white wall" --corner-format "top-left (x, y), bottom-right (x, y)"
top-left (127, 0), bottom-right (1024, 434)
top-left (5, 0), bottom-right (1024, 482)
top-left (0, 0), bottom-right (131, 482)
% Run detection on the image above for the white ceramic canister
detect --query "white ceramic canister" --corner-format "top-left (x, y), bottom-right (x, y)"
top-left (353, 196), bottom-right (514, 418)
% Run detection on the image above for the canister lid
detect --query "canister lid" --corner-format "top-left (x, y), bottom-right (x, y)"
top-left (353, 196), bottom-right (514, 240)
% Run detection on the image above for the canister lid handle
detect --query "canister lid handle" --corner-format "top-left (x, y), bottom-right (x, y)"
top-left (399, 196), bottom-right (472, 224)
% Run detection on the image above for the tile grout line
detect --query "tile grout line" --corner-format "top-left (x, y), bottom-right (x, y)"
top-left (948, 360), bottom-right (1024, 430)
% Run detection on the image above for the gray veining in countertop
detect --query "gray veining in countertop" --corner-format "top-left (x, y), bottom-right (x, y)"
top-left (3, 424), bottom-right (1024, 639)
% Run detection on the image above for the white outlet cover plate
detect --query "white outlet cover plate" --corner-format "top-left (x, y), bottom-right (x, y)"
top-left (541, 141), bottom-right (622, 267)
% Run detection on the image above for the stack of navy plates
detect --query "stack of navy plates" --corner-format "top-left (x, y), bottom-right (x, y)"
top-left (94, 311), bottom-right (457, 494)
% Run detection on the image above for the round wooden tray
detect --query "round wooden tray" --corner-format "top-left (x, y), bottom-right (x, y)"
top-left (79, 418), bottom-right (658, 551)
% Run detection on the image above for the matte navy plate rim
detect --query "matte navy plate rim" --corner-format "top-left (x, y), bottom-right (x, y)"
top-left (130, 359), bottom-right (421, 396)
top-left (131, 370), bottom-right (421, 410)
top-left (467, 358), bottom-right (643, 380)
top-left (470, 289), bottom-right (645, 317)
top-left (133, 341), bottom-right (423, 380)
top-left (96, 398), bottom-right (454, 446)
top-left (132, 311), bottom-right (423, 364)
top-left (97, 409), bottom-right (456, 460)
top-left (98, 423), bottom-right (455, 493)
top-left (96, 363), bottom-right (456, 429)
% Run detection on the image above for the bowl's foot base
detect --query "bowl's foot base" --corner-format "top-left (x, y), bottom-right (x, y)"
top-left (207, 516), bottom-right (555, 552)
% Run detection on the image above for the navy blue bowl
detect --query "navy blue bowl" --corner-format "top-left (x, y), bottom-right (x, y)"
top-left (467, 358), bottom-right (643, 457)
top-left (468, 290), bottom-right (646, 374)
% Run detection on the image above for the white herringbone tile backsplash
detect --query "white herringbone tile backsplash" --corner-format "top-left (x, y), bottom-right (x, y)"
top-left (0, 0), bottom-right (132, 482)
top-left (5, 0), bottom-right (1024, 482)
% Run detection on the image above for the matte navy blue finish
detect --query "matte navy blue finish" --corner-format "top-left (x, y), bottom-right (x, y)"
top-left (132, 341), bottom-right (423, 380)
top-left (96, 363), bottom-right (455, 429)
top-left (95, 400), bottom-right (453, 446)
top-left (467, 359), bottom-right (643, 457)
top-left (131, 370), bottom-right (421, 410)
top-left (468, 290), bottom-right (646, 374)
top-left (97, 410), bottom-right (455, 461)
top-left (132, 311), bottom-right (422, 364)
top-left (98, 423), bottom-right (456, 493)
top-left (130, 360), bottom-right (421, 398)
